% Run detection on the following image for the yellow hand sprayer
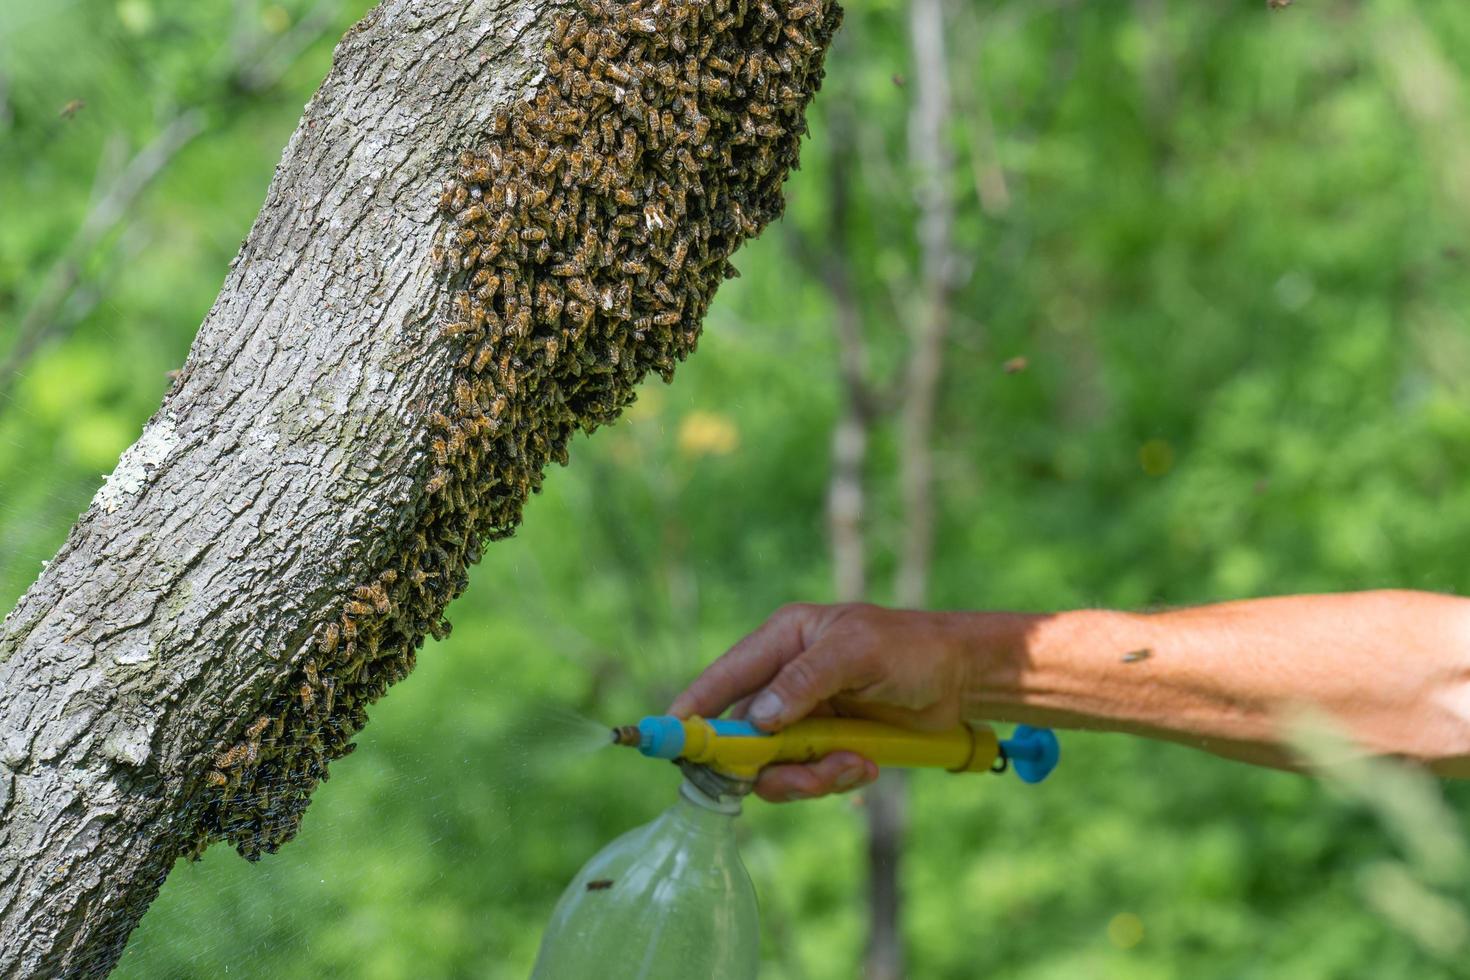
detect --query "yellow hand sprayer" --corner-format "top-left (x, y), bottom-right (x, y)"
top-left (532, 716), bottom-right (1059, 979)
top-left (611, 714), bottom-right (1060, 784)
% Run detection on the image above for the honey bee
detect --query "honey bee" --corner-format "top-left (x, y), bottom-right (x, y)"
top-left (426, 469), bottom-right (451, 494)
top-left (216, 744), bottom-right (248, 769)
top-left (457, 204), bottom-right (486, 224)
top-left (320, 622), bottom-right (340, 656)
top-left (643, 203), bottom-right (668, 230)
top-left (299, 684), bottom-right (315, 710)
top-left (344, 600), bottom-right (374, 617)
top-left (473, 343), bottom-right (496, 374)
top-left (206, 769), bottom-right (229, 788)
top-left (447, 426), bottom-right (468, 455)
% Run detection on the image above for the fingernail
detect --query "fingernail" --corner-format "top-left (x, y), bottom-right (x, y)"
top-left (834, 767), bottom-right (864, 791)
top-left (749, 690), bottom-right (784, 726)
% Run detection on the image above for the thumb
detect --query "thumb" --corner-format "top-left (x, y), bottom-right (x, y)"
top-left (745, 640), bottom-right (866, 731)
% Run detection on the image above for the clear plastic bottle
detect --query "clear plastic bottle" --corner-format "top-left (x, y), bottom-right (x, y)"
top-left (530, 778), bottom-right (760, 980)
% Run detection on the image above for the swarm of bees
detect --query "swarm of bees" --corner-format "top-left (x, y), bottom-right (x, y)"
top-left (189, 0), bottom-right (841, 861)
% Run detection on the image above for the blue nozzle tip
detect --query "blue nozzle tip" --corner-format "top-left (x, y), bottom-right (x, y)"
top-left (636, 715), bottom-right (686, 760)
top-left (1000, 726), bottom-right (1060, 783)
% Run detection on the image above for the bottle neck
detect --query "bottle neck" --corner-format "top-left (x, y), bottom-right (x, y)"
top-left (677, 777), bottom-right (743, 817)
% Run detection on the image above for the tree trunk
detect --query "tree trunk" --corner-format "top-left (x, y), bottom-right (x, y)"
top-left (0, 0), bottom-right (841, 975)
top-left (866, 1), bottom-right (955, 977)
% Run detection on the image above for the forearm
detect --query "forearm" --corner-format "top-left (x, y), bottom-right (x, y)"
top-left (959, 591), bottom-right (1470, 775)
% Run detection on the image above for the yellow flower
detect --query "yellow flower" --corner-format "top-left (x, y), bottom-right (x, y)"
top-left (677, 411), bottom-right (739, 458)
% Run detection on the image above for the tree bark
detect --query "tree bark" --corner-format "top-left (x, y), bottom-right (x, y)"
top-left (0, 0), bottom-right (841, 975)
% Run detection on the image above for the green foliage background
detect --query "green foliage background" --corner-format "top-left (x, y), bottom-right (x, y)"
top-left (4, 0), bottom-right (1470, 976)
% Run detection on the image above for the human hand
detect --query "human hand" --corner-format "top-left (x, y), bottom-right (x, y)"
top-left (668, 603), bottom-right (979, 803)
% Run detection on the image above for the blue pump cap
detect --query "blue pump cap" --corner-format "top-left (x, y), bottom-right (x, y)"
top-left (634, 715), bottom-right (766, 760)
top-left (1000, 726), bottom-right (1060, 784)
top-left (636, 715), bottom-right (686, 759)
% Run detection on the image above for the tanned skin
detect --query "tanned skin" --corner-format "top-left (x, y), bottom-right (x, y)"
top-left (669, 592), bottom-right (1470, 802)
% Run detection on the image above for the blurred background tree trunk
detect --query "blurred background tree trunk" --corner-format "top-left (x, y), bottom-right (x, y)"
top-left (864, 2), bottom-right (955, 977)
top-left (805, 0), bottom-right (956, 975)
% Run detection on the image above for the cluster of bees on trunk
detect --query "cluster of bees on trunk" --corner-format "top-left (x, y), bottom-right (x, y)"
top-left (188, 0), bottom-right (840, 860)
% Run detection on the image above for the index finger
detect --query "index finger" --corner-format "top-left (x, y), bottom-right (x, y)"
top-left (667, 605), bottom-right (813, 718)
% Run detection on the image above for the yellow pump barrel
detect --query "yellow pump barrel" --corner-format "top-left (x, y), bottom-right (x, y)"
top-left (614, 715), bottom-right (1035, 781)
